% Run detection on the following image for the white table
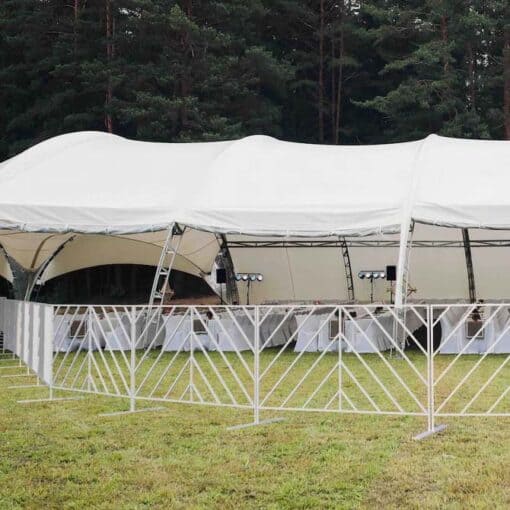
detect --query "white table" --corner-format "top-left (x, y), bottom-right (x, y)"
top-left (208, 314), bottom-right (254, 351)
top-left (294, 312), bottom-right (338, 352)
top-left (260, 312), bottom-right (297, 348)
top-left (53, 314), bottom-right (96, 352)
top-left (162, 314), bottom-right (210, 352)
top-left (438, 305), bottom-right (510, 354)
top-left (344, 313), bottom-right (394, 353)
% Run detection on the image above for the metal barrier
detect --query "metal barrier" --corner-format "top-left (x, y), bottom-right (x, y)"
top-left (1, 300), bottom-right (509, 436)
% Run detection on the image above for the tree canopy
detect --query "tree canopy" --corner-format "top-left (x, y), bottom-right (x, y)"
top-left (0, 0), bottom-right (509, 159)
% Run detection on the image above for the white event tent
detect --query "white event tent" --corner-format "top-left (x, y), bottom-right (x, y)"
top-left (0, 131), bottom-right (509, 305)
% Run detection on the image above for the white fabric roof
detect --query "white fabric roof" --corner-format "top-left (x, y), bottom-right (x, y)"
top-left (1, 131), bottom-right (508, 236)
top-left (0, 131), bottom-right (509, 304)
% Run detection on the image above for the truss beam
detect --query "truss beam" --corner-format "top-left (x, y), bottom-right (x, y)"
top-left (339, 237), bottom-right (355, 302)
top-left (148, 224), bottom-right (184, 307)
top-left (227, 239), bottom-right (510, 249)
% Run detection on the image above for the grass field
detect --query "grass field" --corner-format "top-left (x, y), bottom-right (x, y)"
top-left (0, 350), bottom-right (509, 509)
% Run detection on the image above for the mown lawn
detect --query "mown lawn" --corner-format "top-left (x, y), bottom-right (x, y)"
top-left (0, 351), bottom-right (509, 509)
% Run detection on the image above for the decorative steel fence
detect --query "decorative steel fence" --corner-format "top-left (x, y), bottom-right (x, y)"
top-left (1, 299), bottom-right (509, 435)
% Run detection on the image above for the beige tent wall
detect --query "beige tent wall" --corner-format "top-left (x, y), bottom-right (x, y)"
top-left (470, 229), bottom-right (510, 300)
top-left (3, 223), bottom-right (510, 304)
top-left (0, 229), bottom-right (220, 283)
top-left (407, 224), bottom-right (468, 300)
top-left (230, 247), bottom-right (349, 304)
top-left (229, 224), bottom-right (508, 304)
top-left (0, 231), bottom-right (74, 270)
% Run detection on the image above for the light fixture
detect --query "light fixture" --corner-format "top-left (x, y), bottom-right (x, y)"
top-left (357, 270), bottom-right (387, 303)
top-left (358, 270), bottom-right (386, 280)
top-left (234, 273), bottom-right (264, 305)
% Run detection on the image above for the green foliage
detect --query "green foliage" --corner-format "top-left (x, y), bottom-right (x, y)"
top-left (0, 0), bottom-right (508, 159)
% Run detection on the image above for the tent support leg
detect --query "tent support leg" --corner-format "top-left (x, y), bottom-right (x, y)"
top-left (23, 236), bottom-right (76, 301)
top-left (462, 228), bottom-right (476, 303)
top-left (217, 234), bottom-right (240, 305)
top-left (394, 221), bottom-right (415, 353)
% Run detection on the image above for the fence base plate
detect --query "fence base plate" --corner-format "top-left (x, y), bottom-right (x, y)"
top-left (8, 384), bottom-right (42, 389)
top-left (413, 424), bottom-right (447, 441)
top-left (17, 397), bottom-right (84, 404)
top-left (227, 417), bottom-right (285, 431)
top-left (99, 406), bottom-right (166, 417)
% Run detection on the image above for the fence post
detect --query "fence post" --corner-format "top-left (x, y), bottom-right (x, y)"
top-left (427, 305), bottom-right (434, 432)
top-left (189, 307), bottom-right (194, 401)
top-left (414, 304), bottom-right (446, 439)
top-left (87, 307), bottom-right (92, 392)
top-left (254, 306), bottom-right (260, 424)
top-left (130, 306), bottom-right (136, 412)
top-left (338, 306), bottom-right (343, 412)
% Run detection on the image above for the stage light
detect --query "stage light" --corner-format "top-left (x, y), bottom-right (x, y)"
top-left (234, 272), bottom-right (264, 305)
top-left (358, 269), bottom-right (387, 303)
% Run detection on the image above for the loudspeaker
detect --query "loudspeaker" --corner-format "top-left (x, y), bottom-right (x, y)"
top-left (386, 265), bottom-right (397, 281)
top-left (216, 268), bottom-right (227, 284)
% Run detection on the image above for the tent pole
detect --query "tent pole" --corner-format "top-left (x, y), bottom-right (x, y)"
top-left (23, 236), bottom-right (76, 301)
top-left (395, 221), bottom-right (415, 308)
top-left (218, 234), bottom-right (239, 305)
top-left (394, 221), bottom-right (415, 353)
top-left (462, 228), bottom-right (476, 303)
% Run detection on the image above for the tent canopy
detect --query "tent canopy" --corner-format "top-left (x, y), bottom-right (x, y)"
top-left (0, 132), bottom-right (509, 304)
top-left (1, 131), bottom-right (509, 236)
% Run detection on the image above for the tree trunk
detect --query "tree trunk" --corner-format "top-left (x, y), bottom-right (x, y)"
top-left (440, 15), bottom-right (449, 73)
top-left (179, 0), bottom-right (194, 133)
top-left (318, 0), bottom-right (325, 143)
top-left (330, 37), bottom-right (335, 141)
top-left (504, 27), bottom-right (510, 140)
top-left (105, 0), bottom-right (114, 133)
top-left (73, 0), bottom-right (79, 55)
top-left (466, 42), bottom-right (476, 110)
top-left (335, 15), bottom-right (344, 145)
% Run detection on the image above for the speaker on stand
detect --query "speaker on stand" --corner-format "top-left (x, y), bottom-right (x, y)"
top-left (216, 268), bottom-right (227, 304)
top-left (386, 265), bottom-right (397, 304)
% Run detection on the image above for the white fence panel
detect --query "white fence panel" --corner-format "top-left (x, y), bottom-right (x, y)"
top-left (1, 299), bottom-right (508, 427)
top-left (0, 298), bottom-right (53, 384)
top-left (432, 303), bottom-right (510, 416)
